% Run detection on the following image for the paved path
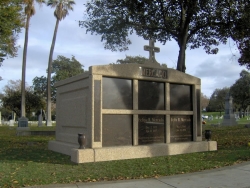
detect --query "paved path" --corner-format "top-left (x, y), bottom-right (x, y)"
top-left (28, 161), bottom-right (250, 188)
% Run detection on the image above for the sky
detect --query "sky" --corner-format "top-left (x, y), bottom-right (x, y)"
top-left (0, 0), bottom-right (247, 98)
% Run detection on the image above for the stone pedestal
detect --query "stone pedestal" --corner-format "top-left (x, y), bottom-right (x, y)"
top-left (18, 116), bottom-right (29, 127)
top-left (17, 117), bottom-right (30, 133)
top-left (46, 120), bottom-right (52, 127)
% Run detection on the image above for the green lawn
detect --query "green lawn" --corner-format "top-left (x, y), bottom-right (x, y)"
top-left (0, 123), bottom-right (250, 188)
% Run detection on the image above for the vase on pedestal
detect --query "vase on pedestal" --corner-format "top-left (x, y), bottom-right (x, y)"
top-left (205, 130), bottom-right (212, 141)
top-left (78, 133), bottom-right (86, 149)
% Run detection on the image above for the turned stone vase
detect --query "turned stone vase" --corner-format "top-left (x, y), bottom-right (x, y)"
top-left (78, 133), bottom-right (86, 149)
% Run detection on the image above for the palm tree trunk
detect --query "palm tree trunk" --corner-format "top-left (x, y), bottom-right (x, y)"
top-left (21, 15), bottom-right (30, 117)
top-left (47, 18), bottom-right (59, 126)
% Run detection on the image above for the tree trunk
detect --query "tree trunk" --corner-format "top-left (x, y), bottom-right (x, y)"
top-left (176, 1), bottom-right (191, 73)
top-left (21, 15), bottom-right (30, 117)
top-left (176, 44), bottom-right (186, 72)
top-left (47, 18), bottom-right (60, 126)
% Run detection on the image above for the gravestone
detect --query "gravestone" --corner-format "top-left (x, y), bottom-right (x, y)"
top-left (16, 117), bottom-right (30, 133)
top-left (49, 40), bottom-right (217, 163)
top-left (221, 93), bottom-right (237, 126)
top-left (9, 120), bottom-right (14, 126)
top-left (18, 116), bottom-right (29, 127)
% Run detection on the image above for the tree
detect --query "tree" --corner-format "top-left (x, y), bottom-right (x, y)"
top-left (114, 55), bottom-right (168, 68)
top-left (33, 55), bottom-right (84, 102)
top-left (206, 87), bottom-right (230, 114)
top-left (201, 93), bottom-right (209, 111)
top-left (0, 0), bottom-right (24, 63)
top-left (237, 39), bottom-right (250, 69)
top-left (230, 70), bottom-right (250, 113)
top-left (2, 90), bottom-right (45, 119)
top-left (52, 55), bottom-right (84, 82)
top-left (32, 76), bottom-right (47, 98)
top-left (0, 107), bottom-right (12, 121)
top-left (80, 0), bottom-right (248, 72)
top-left (21, 0), bottom-right (45, 118)
top-left (46, 0), bottom-right (75, 126)
top-left (116, 55), bottom-right (147, 65)
top-left (2, 80), bottom-right (32, 119)
top-left (3, 80), bottom-right (31, 95)
top-left (229, 3), bottom-right (250, 68)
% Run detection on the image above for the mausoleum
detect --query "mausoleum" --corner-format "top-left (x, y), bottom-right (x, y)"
top-left (48, 41), bottom-right (217, 163)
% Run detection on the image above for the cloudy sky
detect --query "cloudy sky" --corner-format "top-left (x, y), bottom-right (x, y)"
top-left (0, 0), bottom-right (246, 98)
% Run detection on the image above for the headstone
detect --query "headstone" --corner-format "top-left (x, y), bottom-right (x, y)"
top-left (9, 120), bottom-right (14, 126)
top-left (18, 116), bottom-right (29, 128)
top-left (208, 115), bottom-right (213, 121)
top-left (221, 93), bottom-right (237, 126)
top-left (48, 40), bottom-right (217, 163)
top-left (16, 117), bottom-right (30, 133)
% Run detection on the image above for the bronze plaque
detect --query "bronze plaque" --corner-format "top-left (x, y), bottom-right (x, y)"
top-left (138, 115), bottom-right (165, 145)
top-left (102, 115), bottom-right (132, 147)
top-left (170, 115), bottom-right (193, 142)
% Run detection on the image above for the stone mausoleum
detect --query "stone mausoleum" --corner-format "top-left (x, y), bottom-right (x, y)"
top-left (48, 41), bottom-right (217, 163)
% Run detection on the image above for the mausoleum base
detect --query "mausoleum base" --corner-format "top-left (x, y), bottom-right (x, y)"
top-left (49, 141), bottom-right (217, 163)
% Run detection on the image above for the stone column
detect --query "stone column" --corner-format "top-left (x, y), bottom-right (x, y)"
top-left (222, 93), bottom-right (237, 126)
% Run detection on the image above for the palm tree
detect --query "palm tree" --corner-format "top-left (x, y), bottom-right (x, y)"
top-left (46, 0), bottom-right (75, 126)
top-left (21, 0), bottom-right (45, 118)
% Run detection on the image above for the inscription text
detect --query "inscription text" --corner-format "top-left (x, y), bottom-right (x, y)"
top-left (140, 67), bottom-right (167, 79)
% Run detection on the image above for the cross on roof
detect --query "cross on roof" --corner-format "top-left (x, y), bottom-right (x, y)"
top-left (144, 39), bottom-right (160, 64)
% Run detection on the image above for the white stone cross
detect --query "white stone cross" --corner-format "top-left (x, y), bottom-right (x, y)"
top-left (144, 39), bottom-right (160, 63)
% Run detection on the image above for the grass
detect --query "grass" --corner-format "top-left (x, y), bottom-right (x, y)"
top-left (0, 123), bottom-right (250, 188)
